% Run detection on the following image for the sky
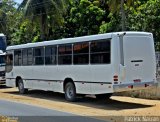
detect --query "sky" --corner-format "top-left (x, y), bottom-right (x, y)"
top-left (14, 0), bottom-right (22, 4)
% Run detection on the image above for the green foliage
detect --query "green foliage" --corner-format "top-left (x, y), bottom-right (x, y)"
top-left (65, 0), bottom-right (105, 37)
top-left (11, 20), bottom-right (41, 45)
top-left (1, 0), bottom-right (160, 50)
top-left (99, 13), bottom-right (121, 33)
top-left (18, 0), bottom-right (71, 40)
top-left (0, 0), bottom-right (17, 44)
top-left (126, 0), bottom-right (160, 50)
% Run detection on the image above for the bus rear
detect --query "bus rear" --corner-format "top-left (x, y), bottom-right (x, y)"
top-left (113, 32), bottom-right (157, 92)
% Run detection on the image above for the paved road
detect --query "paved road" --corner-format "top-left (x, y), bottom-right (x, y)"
top-left (0, 99), bottom-right (106, 122)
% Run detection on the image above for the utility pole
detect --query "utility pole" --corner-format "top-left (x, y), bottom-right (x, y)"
top-left (121, 0), bottom-right (125, 31)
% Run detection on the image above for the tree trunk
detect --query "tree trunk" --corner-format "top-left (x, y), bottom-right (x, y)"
top-left (40, 13), bottom-right (46, 41)
top-left (121, 0), bottom-right (125, 31)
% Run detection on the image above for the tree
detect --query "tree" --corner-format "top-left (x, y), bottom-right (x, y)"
top-left (19, 0), bottom-right (70, 40)
top-left (126, 0), bottom-right (160, 51)
top-left (0, 0), bottom-right (18, 44)
top-left (108, 0), bottom-right (134, 31)
top-left (62, 0), bottom-right (105, 37)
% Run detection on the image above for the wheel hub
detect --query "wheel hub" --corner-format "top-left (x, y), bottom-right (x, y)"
top-left (67, 86), bottom-right (73, 98)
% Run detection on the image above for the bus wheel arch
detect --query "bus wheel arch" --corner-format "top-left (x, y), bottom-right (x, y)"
top-left (63, 78), bottom-right (77, 102)
top-left (16, 76), bottom-right (28, 94)
top-left (16, 76), bottom-right (22, 87)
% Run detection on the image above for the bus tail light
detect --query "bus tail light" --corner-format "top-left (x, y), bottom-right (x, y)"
top-left (113, 75), bottom-right (118, 81)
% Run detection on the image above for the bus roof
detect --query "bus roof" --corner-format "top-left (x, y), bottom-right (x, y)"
top-left (7, 31), bottom-right (152, 50)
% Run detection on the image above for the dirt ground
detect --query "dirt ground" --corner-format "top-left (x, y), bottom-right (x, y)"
top-left (0, 85), bottom-right (160, 122)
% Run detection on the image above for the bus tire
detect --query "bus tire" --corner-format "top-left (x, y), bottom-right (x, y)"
top-left (18, 79), bottom-right (28, 94)
top-left (96, 93), bottom-right (113, 100)
top-left (64, 82), bottom-right (76, 102)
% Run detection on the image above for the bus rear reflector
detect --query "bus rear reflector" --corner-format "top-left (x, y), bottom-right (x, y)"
top-left (145, 84), bottom-right (149, 87)
top-left (128, 85), bottom-right (133, 89)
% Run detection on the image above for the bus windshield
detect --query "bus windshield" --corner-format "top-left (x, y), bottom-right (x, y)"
top-left (0, 36), bottom-right (6, 51)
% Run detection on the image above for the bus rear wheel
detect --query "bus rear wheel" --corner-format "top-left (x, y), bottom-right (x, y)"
top-left (18, 79), bottom-right (28, 94)
top-left (64, 82), bottom-right (76, 102)
top-left (96, 93), bottom-right (113, 100)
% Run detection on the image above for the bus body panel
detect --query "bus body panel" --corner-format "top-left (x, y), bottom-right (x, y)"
top-left (113, 33), bottom-right (157, 92)
top-left (123, 35), bottom-right (156, 83)
top-left (9, 65), bottom-right (114, 94)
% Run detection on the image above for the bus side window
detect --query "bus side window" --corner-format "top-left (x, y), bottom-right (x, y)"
top-left (73, 42), bottom-right (89, 65)
top-left (34, 47), bottom-right (44, 65)
top-left (22, 49), bottom-right (27, 65)
top-left (14, 50), bottom-right (22, 66)
top-left (27, 48), bottom-right (33, 65)
top-left (45, 46), bottom-right (57, 65)
top-left (90, 39), bottom-right (111, 64)
top-left (6, 54), bottom-right (13, 73)
top-left (58, 44), bottom-right (72, 65)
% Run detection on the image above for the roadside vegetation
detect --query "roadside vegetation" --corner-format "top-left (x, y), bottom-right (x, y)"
top-left (0, 0), bottom-right (160, 50)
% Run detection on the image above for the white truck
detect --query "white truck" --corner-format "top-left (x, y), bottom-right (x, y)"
top-left (0, 51), bottom-right (5, 84)
top-left (0, 33), bottom-right (6, 84)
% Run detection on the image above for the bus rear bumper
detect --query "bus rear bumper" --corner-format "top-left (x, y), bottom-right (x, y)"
top-left (113, 81), bottom-right (158, 92)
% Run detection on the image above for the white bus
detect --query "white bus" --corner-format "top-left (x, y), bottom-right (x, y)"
top-left (5, 32), bottom-right (157, 101)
